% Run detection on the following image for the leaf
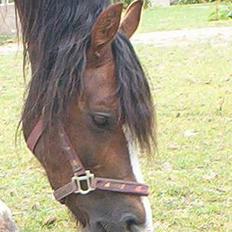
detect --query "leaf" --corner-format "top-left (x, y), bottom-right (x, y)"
top-left (183, 129), bottom-right (198, 138)
top-left (203, 171), bottom-right (218, 181)
top-left (167, 143), bottom-right (180, 150)
top-left (43, 216), bottom-right (57, 227)
top-left (162, 162), bottom-right (173, 172)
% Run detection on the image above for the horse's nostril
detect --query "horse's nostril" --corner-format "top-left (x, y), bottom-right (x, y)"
top-left (93, 213), bottom-right (143, 232)
top-left (96, 221), bottom-right (107, 232)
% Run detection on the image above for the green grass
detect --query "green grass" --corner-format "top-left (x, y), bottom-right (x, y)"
top-left (0, 42), bottom-right (232, 231)
top-left (0, 35), bottom-right (16, 45)
top-left (139, 3), bottom-right (232, 32)
top-left (138, 42), bottom-right (232, 231)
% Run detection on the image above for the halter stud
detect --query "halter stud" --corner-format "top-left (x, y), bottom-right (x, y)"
top-left (72, 170), bottom-right (95, 195)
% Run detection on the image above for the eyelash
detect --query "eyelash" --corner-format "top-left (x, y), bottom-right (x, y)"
top-left (90, 112), bottom-right (116, 131)
top-left (92, 115), bottom-right (110, 128)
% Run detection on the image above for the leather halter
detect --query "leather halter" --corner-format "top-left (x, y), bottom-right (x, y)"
top-left (27, 119), bottom-right (149, 202)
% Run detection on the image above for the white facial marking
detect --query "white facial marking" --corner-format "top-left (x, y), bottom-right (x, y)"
top-left (123, 127), bottom-right (154, 232)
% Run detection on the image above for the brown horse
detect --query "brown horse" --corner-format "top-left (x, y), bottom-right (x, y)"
top-left (15, 0), bottom-right (155, 231)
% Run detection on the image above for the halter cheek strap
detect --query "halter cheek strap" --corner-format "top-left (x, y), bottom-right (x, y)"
top-left (27, 119), bottom-right (149, 202)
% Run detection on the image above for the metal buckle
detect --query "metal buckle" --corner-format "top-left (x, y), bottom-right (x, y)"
top-left (72, 170), bottom-right (95, 195)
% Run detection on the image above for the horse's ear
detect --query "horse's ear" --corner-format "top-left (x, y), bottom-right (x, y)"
top-left (120, 0), bottom-right (143, 38)
top-left (91, 3), bottom-right (123, 54)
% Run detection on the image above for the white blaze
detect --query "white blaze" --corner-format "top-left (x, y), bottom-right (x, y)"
top-left (123, 127), bottom-right (154, 232)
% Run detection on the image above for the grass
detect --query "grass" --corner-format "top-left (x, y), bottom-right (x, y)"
top-left (0, 35), bottom-right (16, 45)
top-left (0, 42), bottom-right (232, 230)
top-left (139, 3), bottom-right (232, 32)
top-left (137, 42), bottom-right (232, 231)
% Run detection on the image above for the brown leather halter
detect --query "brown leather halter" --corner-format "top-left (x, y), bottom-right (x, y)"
top-left (27, 119), bottom-right (149, 203)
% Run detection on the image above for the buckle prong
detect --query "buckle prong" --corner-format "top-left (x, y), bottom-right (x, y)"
top-left (72, 170), bottom-right (95, 195)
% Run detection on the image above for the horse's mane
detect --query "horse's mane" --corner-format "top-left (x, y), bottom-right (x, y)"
top-left (15, 0), bottom-right (155, 150)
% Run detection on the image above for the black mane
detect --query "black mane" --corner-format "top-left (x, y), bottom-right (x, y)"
top-left (15, 0), bottom-right (155, 150)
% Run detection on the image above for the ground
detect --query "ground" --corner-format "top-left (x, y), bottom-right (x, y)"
top-left (133, 26), bottom-right (232, 47)
top-left (0, 3), bottom-right (232, 232)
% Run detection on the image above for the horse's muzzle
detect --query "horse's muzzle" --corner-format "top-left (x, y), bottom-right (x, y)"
top-left (83, 213), bottom-right (148, 232)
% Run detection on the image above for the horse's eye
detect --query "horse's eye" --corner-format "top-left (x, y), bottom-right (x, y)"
top-left (92, 114), bottom-right (110, 128)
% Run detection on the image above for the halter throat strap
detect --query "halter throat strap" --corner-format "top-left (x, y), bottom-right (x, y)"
top-left (26, 119), bottom-right (149, 202)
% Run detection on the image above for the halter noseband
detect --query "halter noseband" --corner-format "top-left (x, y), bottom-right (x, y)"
top-left (27, 119), bottom-right (149, 203)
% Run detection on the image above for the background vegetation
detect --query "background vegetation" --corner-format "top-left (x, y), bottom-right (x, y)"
top-left (120, 0), bottom-right (232, 21)
top-left (119, 0), bottom-right (151, 7)
top-left (139, 3), bottom-right (232, 32)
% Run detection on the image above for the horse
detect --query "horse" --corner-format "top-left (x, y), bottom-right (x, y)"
top-left (15, 0), bottom-right (155, 231)
top-left (0, 200), bottom-right (18, 232)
